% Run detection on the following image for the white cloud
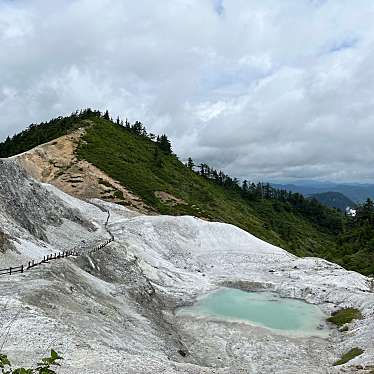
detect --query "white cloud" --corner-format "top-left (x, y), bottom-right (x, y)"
top-left (1, 0), bottom-right (374, 182)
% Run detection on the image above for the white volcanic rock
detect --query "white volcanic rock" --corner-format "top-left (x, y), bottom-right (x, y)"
top-left (0, 159), bottom-right (373, 373)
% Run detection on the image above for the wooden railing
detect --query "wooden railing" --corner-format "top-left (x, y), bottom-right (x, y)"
top-left (0, 265), bottom-right (25, 276)
top-left (0, 211), bottom-right (114, 278)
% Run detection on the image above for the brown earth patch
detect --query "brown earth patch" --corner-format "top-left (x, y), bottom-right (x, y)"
top-left (16, 129), bottom-right (152, 213)
top-left (154, 191), bottom-right (187, 206)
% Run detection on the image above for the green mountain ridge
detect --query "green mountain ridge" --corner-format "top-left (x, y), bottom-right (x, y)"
top-left (1, 109), bottom-right (373, 275)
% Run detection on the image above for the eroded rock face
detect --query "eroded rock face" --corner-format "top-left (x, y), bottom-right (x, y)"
top-left (0, 158), bottom-right (94, 241)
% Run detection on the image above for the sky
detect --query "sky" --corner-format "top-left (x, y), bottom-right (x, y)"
top-left (1, 0), bottom-right (374, 183)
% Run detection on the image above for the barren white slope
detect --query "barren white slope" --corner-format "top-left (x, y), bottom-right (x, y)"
top-left (0, 165), bottom-right (373, 373)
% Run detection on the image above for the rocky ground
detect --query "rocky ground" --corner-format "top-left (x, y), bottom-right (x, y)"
top-left (0, 157), bottom-right (373, 373)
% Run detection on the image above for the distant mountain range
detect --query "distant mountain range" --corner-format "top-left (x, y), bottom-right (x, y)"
top-left (272, 182), bottom-right (374, 203)
top-left (310, 192), bottom-right (356, 211)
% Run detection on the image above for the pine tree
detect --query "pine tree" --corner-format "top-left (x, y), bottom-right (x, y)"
top-left (199, 163), bottom-right (206, 177)
top-left (157, 134), bottom-right (172, 154)
top-left (132, 121), bottom-right (144, 136)
top-left (242, 180), bottom-right (249, 195)
top-left (103, 110), bottom-right (110, 120)
top-left (187, 157), bottom-right (194, 170)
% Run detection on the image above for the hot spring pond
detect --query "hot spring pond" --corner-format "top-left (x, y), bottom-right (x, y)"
top-left (177, 288), bottom-right (328, 336)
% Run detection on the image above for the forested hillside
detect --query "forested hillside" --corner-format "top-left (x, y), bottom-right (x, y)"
top-left (1, 110), bottom-right (373, 275)
top-left (0, 109), bottom-right (101, 157)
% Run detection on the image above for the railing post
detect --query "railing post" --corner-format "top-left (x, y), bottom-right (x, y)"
top-left (21, 265), bottom-right (24, 273)
top-left (9, 267), bottom-right (12, 275)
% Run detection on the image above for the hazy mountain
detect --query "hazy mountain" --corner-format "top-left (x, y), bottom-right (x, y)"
top-left (310, 192), bottom-right (356, 211)
top-left (273, 182), bottom-right (374, 203)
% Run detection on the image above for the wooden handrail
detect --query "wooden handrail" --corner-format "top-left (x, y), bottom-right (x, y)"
top-left (0, 210), bottom-right (115, 278)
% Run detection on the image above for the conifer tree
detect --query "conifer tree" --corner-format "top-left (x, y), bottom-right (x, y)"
top-left (103, 110), bottom-right (110, 120)
top-left (157, 134), bottom-right (172, 154)
top-left (187, 157), bottom-right (194, 169)
top-left (242, 180), bottom-right (249, 195)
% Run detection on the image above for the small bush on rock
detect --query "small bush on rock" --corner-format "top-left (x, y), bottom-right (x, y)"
top-left (0, 350), bottom-right (63, 373)
top-left (327, 308), bottom-right (362, 327)
top-left (333, 347), bottom-right (364, 366)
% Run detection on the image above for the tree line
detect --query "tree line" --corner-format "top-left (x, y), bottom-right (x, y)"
top-left (0, 108), bottom-right (172, 158)
top-left (186, 157), bottom-right (343, 234)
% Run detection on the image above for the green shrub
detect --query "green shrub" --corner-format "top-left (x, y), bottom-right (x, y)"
top-left (0, 350), bottom-right (63, 373)
top-left (327, 308), bottom-right (362, 327)
top-left (113, 190), bottom-right (124, 200)
top-left (333, 347), bottom-right (364, 366)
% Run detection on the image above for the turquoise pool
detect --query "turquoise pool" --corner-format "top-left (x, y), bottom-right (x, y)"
top-left (177, 288), bottom-right (327, 336)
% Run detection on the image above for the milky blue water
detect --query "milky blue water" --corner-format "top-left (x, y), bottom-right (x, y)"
top-left (178, 288), bottom-right (327, 336)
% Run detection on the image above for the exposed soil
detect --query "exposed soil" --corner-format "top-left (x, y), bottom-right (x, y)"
top-left (16, 129), bottom-right (153, 213)
top-left (155, 191), bottom-right (187, 206)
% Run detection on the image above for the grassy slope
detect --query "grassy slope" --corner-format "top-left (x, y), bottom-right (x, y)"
top-left (77, 118), bottom-right (335, 258)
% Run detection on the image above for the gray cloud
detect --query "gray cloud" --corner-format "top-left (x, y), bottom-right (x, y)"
top-left (1, 0), bottom-right (374, 182)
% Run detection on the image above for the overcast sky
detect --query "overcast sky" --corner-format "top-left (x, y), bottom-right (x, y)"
top-left (1, 0), bottom-right (374, 182)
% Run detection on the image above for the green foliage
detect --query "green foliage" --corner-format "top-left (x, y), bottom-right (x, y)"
top-left (333, 347), bottom-right (364, 366)
top-left (113, 190), bottom-right (124, 200)
top-left (186, 157), bottom-right (194, 169)
top-left (328, 198), bottom-right (374, 275)
top-left (327, 308), bottom-right (362, 327)
top-left (157, 134), bottom-right (172, 154)
top-left (0, 350), bottom-right (63, 374)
